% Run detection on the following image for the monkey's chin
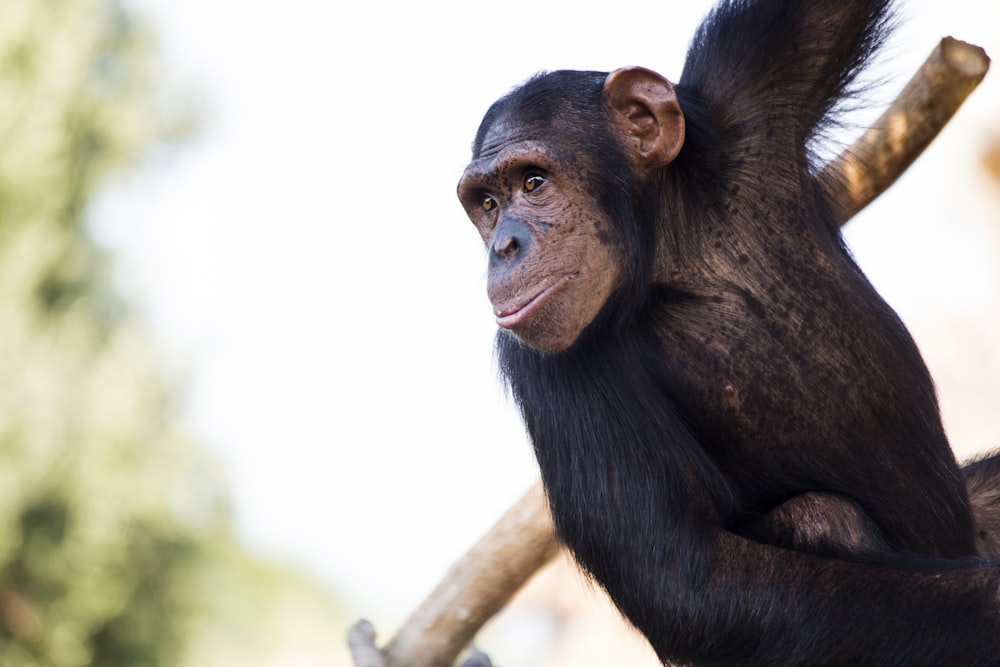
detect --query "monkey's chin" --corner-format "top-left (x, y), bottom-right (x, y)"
top-left (493, 275), bottom-right (573, 331)
top-left (492, 276), bottom-right (587, 354)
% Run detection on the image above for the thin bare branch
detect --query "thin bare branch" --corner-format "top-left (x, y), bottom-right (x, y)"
top-left (822, 37), bottom-right (990, 226)
top-left (376, 483), bottom-right (557, 667)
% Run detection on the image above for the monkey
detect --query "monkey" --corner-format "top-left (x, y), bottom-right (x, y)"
top-left (456, 0), bottom-right (1000, 664)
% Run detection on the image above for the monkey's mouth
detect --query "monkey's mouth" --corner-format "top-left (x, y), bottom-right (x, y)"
top-left (494, 275), bottom-right (573, 330)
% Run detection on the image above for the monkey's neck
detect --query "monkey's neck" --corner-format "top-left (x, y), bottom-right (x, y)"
top-left (496, 327), bottom-right (734, 532)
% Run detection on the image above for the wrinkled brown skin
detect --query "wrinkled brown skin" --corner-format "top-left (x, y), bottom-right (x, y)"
top-left (459, 140), bottom-right (621, 353)
top-left (458, 68), bottom-right (682, 354)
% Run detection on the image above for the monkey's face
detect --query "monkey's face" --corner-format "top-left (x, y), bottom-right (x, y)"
top-left (458, 134), bottom-right (622, 354)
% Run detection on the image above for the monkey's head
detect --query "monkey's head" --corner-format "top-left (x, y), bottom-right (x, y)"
top-left (458, 67), bottom-right (685, 353)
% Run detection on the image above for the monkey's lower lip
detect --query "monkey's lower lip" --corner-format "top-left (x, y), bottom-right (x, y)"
top-left (494, 276), bottom-right (572, 329)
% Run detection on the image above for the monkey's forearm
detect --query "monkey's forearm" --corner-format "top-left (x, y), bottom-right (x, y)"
top-left (611, 527), bottom-right (1000, 666)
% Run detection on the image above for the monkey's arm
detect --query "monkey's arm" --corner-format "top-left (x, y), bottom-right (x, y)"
top-left (681, 0), bottom-right (894, 179)
top-left (598, 510), bottom-right (1000, 666)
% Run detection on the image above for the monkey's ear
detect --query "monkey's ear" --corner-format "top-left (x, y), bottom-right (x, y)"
top-left (604, 67), bottom-right (685, 169)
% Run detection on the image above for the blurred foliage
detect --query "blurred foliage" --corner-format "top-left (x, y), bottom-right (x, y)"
top-left (0, 0), bottom-right (216, 664)
top-left (0, 1), bottom-right (347, 666)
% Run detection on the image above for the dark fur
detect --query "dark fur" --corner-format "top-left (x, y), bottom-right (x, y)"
top-left (472, 0), bottom-right (1000, 665)
top-left (966, 455), bottom-right (1000, 558)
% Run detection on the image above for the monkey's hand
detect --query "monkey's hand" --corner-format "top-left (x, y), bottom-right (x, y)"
top-left (347, 619), bottom-right (493, 667)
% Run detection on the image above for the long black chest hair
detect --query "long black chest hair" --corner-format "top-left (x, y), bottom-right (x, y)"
top-left (496, 297), bottom-right (736, 587)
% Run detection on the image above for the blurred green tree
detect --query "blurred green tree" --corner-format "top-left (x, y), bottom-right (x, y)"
top-left (0, 2), bottom-right (348, 666)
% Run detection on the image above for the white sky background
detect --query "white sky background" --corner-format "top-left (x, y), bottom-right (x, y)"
top-left (95, 0), bottom-right (1000, 622)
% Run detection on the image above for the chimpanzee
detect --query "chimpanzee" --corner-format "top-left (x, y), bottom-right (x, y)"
top-left (456, 0), bottom-right (1000, 665)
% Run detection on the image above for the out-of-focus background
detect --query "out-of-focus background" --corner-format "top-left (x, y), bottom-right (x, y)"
top-left (0, 0), bottom-right (996, 665)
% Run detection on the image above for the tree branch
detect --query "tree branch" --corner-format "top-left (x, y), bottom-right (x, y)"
top-left (350, 483), bottom-right (555, 667)
top-left (820, 37), bottom-right (990, 225)
top-left (350, 36), bottom-right (990, 667)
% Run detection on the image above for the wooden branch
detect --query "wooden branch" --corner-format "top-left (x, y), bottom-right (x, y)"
top-left (821, 37), bottom-right (990, 226)
top-left (350, 36), bottom-right (990, 667)
top-left (350, 483), bottom-right (557, 667)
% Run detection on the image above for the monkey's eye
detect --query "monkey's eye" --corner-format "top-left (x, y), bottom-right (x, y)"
top-left (524, 173), bottom-right (546, 193)
top-left (482, 195), bottom-right (498, 213)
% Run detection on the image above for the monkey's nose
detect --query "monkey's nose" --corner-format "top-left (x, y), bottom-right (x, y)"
top-left (489, 218), bottom-right (532, 269)
top-left (492, 234), bottom-right (520, 260)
